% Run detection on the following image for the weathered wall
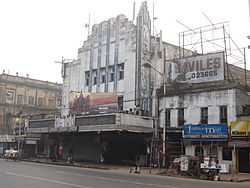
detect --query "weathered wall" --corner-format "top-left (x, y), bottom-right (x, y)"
top-left (159, 89), bottom-right (237, 128)
top-left (0, 74), bottom-right (61, 134)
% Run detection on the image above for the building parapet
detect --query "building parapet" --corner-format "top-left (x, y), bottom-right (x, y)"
top-left (27, 113), bottom-right (153, 134)
top-left (157, 80), bottom-right (249, 97)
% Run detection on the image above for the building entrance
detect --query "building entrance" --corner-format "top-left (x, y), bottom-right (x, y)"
top-left (239, 148), bottom-right (250, 173)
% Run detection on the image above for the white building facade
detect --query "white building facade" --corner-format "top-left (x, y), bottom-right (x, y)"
top-left (61, 2), bottom-right (187, 116)
top-left (159, 80), bottom-right (250, 169)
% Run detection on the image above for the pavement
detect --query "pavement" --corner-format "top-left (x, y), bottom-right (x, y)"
top-left (21, 157), bottom-right (250, 182)
top-left (1, 159), bottom-right (250, 188)
top-left (21, 157), bottom-right (163, 174)
top-left (220, 173), bottom-right (250, 182)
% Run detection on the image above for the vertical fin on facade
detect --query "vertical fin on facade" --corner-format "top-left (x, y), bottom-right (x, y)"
top-left (135, 1), bottom-right (152, 113)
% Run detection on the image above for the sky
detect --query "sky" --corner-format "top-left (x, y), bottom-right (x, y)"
top-left (0, 0), bottom-right (249, 83)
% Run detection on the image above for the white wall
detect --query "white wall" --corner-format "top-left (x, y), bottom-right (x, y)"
top-left (159, 89), bottom-right (237, 128)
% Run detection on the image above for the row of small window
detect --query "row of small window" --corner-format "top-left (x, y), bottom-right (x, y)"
top-left (16, 95), bottom-right (57, 106)
top-left (165, 106), bottom-right (228, 127)
top-left (85, 64), bottom-right (124, 86)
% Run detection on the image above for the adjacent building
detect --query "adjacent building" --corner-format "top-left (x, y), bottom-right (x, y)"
top-left (158, 51), bottom-right (250, 173)
top-left (0, 72), bottom-right (62, 134)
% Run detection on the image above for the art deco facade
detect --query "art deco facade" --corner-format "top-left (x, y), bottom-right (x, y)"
top-left (61, 2), bottom-right (189, 116)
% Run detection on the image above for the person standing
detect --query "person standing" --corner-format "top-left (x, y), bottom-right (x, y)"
top-left (58, 145), bottom-right (64, 160)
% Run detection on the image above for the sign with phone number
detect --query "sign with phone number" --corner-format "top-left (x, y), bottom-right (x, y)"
top-left (171, 52), bottom-right (224, 83)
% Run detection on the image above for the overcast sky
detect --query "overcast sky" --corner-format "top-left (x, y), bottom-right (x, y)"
top-left (0, 0), bottom-right (249, 83)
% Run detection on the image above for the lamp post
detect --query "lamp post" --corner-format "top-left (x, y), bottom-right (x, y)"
top-left (143, 55), bottom-right (166, 167)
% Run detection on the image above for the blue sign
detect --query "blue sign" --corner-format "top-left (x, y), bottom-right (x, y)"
top-left (183, 124), bottom-right (228, 141)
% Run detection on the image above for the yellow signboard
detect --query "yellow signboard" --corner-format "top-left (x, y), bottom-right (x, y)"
top-left (230, 120), bottom-right (250, 137)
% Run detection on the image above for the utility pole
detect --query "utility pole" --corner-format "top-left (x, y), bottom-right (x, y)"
top-left (162, 47), bottom-right (166, 168)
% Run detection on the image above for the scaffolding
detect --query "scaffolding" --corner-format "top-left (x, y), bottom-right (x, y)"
top-left (178, 21), bottom-right (248, 86)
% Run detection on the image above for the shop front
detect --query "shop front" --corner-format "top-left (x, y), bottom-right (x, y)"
top-left (183, 124), bottom-right (229, 166)
top-left (229, 120), bottom-right (250, 173)
top-left (0, 135), bottom-right (16, 156)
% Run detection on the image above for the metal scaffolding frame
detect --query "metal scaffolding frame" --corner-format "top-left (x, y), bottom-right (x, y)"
top-left (178, 21), bottom-right (248, 86)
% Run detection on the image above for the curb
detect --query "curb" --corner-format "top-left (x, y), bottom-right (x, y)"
top-left (21, 159), bottom-right (112, 170)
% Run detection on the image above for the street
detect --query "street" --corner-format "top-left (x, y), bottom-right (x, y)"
top-left (0, 159), bottom-right (249, 188)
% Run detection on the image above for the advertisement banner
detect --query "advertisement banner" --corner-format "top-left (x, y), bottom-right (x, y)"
top-left (69, 92), bottom-right (118, 115)
top-left (230, 120), bottom-right (250, 137)
top-left (183, 124), bottom-right (228, 141)
top-left (169, 52), bottom-right (224, 83)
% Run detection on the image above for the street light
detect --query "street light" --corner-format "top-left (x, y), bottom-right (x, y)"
top-left (143, 57), bottom-right (167, 168)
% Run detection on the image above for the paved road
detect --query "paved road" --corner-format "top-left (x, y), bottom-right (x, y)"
top-left (0, 159), bottom-right (249, 188)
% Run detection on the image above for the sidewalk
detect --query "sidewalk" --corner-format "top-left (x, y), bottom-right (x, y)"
top-left (21, 158), bottom-right (250, 182)
top-left (220, 173), bottom-right (250, 182)
top-left (22, 158), bottom-right (119, 170)
top-left (21, 157), bottom-right (163, 175)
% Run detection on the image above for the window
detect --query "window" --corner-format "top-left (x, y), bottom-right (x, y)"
top-left (28, 96), bottom-right (34, 105)
top-left (6, 90), bottom-right (15, 104)
top-left (101, 75), bottom-right (106, 83)
top-left (17, 95), bottom-right (23, 105)
top-left (57, 98), bottom-right (62, 106)
top-left (195, 146), bottom-right (204, 157)
top-left (220, 106), bottom-right (227, 124)
top-left (222, 147), bottom-right (232, 161)
top-left (92, 70), bottom-right (97, 85)
top-left (200, 107), bottom-right (208, 124)
top-left (165, 109), bottom-right (171, 128)
top-left (118, 63), bottom-right (124, 80)
top-left (100, 68), bottom-right (106, 84)
top-left (0, 87), bottom-right (3, 103)
top-left (242, 105), bottom-right (250, 116)
top-left (85, 72), bottom-right (90, 86)
top-left (109, 66), bottom-right (114, 82)
top-left (178, 108), bottom-right (184, 127)
top-left (48, 98), bottom-right (56, 106)
top-left (118, 96), bottom-right (123, 111)
top-left (38, 97), bottom-right (44, 106)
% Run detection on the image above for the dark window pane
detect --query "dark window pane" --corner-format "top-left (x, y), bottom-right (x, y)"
top-left (178, 108), bottom-right (184, 127)
top-left (200, 107), bottom-right (208, 124)
top-left (222, 147), bottom-right (232, 160)
top-left (220, 106), bottom-right (227, 124)
top-left (165, 109), bottom-right (171, 127)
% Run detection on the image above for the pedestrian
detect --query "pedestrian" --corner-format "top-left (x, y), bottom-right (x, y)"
top-left (58, 145), bottom-right (64, 160)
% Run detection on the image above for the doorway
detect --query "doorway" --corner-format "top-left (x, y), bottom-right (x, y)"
top-left (239, 148), bottom-right (250, 173)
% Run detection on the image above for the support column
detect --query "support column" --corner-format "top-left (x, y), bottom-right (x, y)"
top-left (232, 144), bottom-right (237, 175)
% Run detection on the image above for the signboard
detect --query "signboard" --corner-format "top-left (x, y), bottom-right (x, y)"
top-left (25, 140), bottom-right (37, 145)
top-left (55, 115), bottom-right (75, 128)
top-left (230, 120), bottom-right (250, 137)
top-left (180, 156), bottom-right (189, 172)
top-left (183, 124), bottom-right (228, 141)
top-left (69, 92), bottom-right (118, 115)
top-left (169, 52), bottom-right (224, 83)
